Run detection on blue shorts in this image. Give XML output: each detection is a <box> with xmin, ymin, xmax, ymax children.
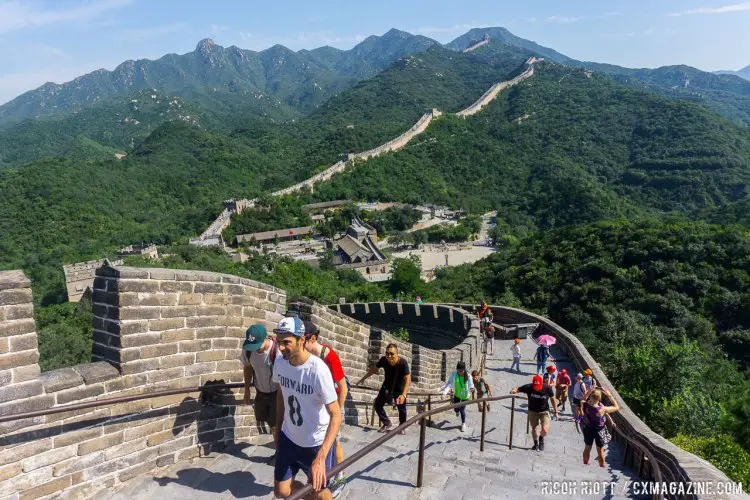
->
<box><xmin>274</xmin><ymin>431</ymin><xmax>337</xmax><ymax>483</ymax></box>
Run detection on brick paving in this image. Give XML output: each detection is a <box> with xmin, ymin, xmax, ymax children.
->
<box><xmin>106</xmin><ymin>339</ymin><xmax>644</xmax><ymax>499</ymax></box>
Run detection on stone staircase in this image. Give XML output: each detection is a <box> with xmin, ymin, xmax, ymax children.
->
<box><xmin>102</xmin><ymin>340</ymin><xmax>646</xmax><ymax>499</ymax></box>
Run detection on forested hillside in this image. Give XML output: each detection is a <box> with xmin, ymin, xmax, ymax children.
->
<box><xmin>311</xmin><ymin>63</ymin><xmax>750</xmax><ymax>229</ymax></box>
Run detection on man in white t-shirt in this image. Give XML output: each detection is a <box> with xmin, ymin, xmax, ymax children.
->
<box><xmin>272</xmin><ymin>316</ymin><xmax>341</xmax><ymax>499</ymax></box>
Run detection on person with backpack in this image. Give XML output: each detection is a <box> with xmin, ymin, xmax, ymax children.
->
<box><xmin>572</xmin><ymin>372</ymin><xmax>586</xmax><ymax>423</ymax></box>
<box><xmin>580</xmin><ymin>387</ymin><xmax>620</xmax><ymax>467</ymax></box>
<box><xmin>441</xmin><ymin>361</ymin><xmax>475</xmax><ymax>432</ymax></box>
<box><xmin>303</xmin><ymin>320</ymin><xmax>348</xmax><ymax>496</ymax></box>
<box><xmin>241</xmin><ymin>323</ymin><xmax>280</xmax><ymax>455</ymax></box>
<box><xmin>472</xmin><ymin>369</ymin><xmax>492</xmax><ymax>412</ymax></box>
<box><xmin>534</xmin><ymin>343</ymin><xmax>550</xmax><ymax>375</ymax></box>
<box><xmin>483</xmin><ymin>324</ymin><xmax>496</xmax><ymax>357</ymax></box>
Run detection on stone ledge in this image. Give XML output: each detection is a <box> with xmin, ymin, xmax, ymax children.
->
<box><xmin>72</xmin><ymin>362</ymin><xmax>120</xmax><ymax>385</ymax></box>
<box><xmin>41</xmin><ymin>368</ymin><xmax>83</xmax><ymax>393</ymax></box>
<box><xmin>0</xmin><ymin>270</ymin><xmax>30</xmax><ymax>291</ymax></box>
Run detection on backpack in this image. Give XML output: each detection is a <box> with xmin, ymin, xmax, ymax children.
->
<box><xmin>320</xmin><ymin>345</ymin><xmax>352</xmax><ymax>394</ymax></box>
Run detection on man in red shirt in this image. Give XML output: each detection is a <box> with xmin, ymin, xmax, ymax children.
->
<box><xmin>304</xmin><ymin>320</ymin><xmax>348</xmax><ymax>496</ymax></box>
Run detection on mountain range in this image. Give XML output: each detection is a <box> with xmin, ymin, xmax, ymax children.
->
<box><xmin>2</xmin><ymin>26</ymin><xmax>750</xmax><ymax>168</ymax></box>
<box><xmin>715</xmin><ymin>65</ymin><xmax>750</xmax><ymax>81</ymax></box>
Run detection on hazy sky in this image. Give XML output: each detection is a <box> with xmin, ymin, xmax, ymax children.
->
<box><xmin>1</xmin><ymin>0</ymin><xmax>750</xmax><ymax>105</ymax></box>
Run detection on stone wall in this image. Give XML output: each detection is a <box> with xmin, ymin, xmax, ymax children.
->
<box><xmin>474</xmin><ymin>304</ymin><xmax>738</xmax><ymax>491</ymax></box>
<box><xmin>0</xmin><ymin>265</ymin><xmax>287</xmax><ymax>500</ymax></box>
<box><xmin>456</xmin><ymin>64</ymin><xmax>534</xmax><ymax>117</ymax></box>
<box><xmin>332</xmin><ymin>302</ymin><xmax>481</xmax><ymax>388</ymax></box>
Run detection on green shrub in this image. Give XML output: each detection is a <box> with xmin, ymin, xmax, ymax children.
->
<box><xmin>670</xmin><ymin>434</ymin><xmax>750</xmax><ymax>485</ymax></box>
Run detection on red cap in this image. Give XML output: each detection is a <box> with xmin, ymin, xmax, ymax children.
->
<box><xmin>546</xmin><ymin>366</ymin><xmax>556</xmax><ymax>372</ymax></box>
<box><xmin>532</xmin><ymin>375</ymin><xmax>543</xmax><ymax>390</ymax></box>
<box><xmin>560</xmin><ymin>368</ymin><xmax>568</xmax><ymax>375</ymax></box>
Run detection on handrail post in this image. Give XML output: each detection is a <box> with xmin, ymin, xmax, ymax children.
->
<box><xmin>526</xmin><ymin>411</ymin><xmax>530</xmax><ymax>435</ymax></box>
<box><xmin>417</xmin><ymin>416</ymin><xmax>426</xmax><ymax>488</ymax></box>
<box><xmin>427</xmin><ymin>395</ymin><xmax>432</xmax><ymax>427</ymax></box>
<box><xmin>509</xmin><ymin>396</ymin><xmax>515</xmax><ymax>450</ymax></box>
<box><xmin>371</xmin><ymin>400</ymin><xmax>376</xmax><ymax>428</ymax></box>
<box><xmin>480</xmin><ymin>401</ymin><xmax>487</xmax><ymax>452</ymax></box>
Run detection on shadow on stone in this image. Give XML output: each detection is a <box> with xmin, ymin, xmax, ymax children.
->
<box><xmin>154</xmin><ymin>468</ymin><xmax>273</xmax><ymax>497</ymax></box>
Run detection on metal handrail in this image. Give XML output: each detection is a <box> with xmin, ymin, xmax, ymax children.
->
<box><xmin>289</xmin><ymin>394</ymin><xmax>523</xmax><ymax>500</ymax></box>
<box><xmin>0</xmin><ymin>382</ymin><xmax>244</xmax><ymax>424</ymax></box>
<box><xmin>290</xmin><ymin>392</ymin><xmax>664</xmax><ymax>500</ymax></box>
<box><xmin>349</xmin><ymin>384</ymin><xmax>442</xmax><ymax>398</ymax></box>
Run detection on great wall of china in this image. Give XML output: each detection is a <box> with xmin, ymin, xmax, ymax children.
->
<box><xmin>190</xmin><ymin>57</ymin><xmax>540</xmax><ymax>246</ymax></box>
<box><xmin>0</xmin><ymin>266</ymin><xmax>740</xmax><ymax>499</ymax></box>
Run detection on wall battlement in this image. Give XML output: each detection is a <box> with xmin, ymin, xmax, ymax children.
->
<box><xmin>0</xmin><ymin>267</ymin><xmax>475</xmax><ymax>499</ymax></box>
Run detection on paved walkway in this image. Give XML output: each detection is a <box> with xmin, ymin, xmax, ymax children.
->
<box><xmin>106</xmin><ymin>339</ymin><xmax>643</xmax><ymax>499</ymax></box>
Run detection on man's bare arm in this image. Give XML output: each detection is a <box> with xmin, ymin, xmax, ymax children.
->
<box><xmin>310</xmin><ymin>400</ymin><xmax>341</xmax><ymax>491</ymax></box>
<box><xmin>243</xmin><ymin>365</ymin><xmax>254</xmax><ymax>405</ymax></box>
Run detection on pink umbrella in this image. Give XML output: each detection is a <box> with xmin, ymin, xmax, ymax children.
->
<box><xmin>537</xmin><ymin>335</ymin><xmax>557</xmax><ymax>346</ymax></box>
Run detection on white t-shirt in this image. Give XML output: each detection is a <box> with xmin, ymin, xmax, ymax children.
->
<box><xmin>272</xmin><ymin>354</ymin><xmax>338</xmax><ymax>448</ymax></box>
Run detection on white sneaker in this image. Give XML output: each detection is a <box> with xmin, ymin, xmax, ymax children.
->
<box><xmin>460</xmin><ymin>423</ymin><xmax>466</xmax><ymax>432</ymax></box>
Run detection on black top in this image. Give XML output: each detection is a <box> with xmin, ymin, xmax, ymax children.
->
<box><xmin>517</xmin><ymin>383</ymin><xmax>555</xmax><ymax>413</ymax></box>
<box><xmin>376</xmin><ymin>356</ymin><xmax>410</xmax><ymax>396</ymax></box>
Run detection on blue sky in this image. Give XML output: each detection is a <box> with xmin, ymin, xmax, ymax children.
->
<box><xmin>1</xmin><ymin>0</ymin><xmax>750</xmax><ymax>105</ymax></box>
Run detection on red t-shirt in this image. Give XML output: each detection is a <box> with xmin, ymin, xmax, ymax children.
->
<box><xmin>556</xmin><ymin>374</ymin><xmax>572</xmax><ymax>386</ymax></box>
<box><xmin>321</xmin><ymin>344</ymin><xmax>345</xmax><ymax>394</ymax></box>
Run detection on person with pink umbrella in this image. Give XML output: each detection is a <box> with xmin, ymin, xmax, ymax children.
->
<box><xmin>534</xmin><ymin>335</ymin><xmax>556</xmax><ymax>375</ymax></box>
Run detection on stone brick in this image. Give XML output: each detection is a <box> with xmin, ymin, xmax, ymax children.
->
<box><xmin>186</xmin><ymin>317</ymin><xmax>218</xmax><ymax>328</ymax></box>
<box><xmin>194</xmin><ymin>283</ymin><xmax>223</xmax><ymax>294</ymax></box>
<box><xmin>202</xmin><ymin>294</ymin><xmax>231</xmax><ymax>305</ymax></box>
<box><xmin>55</xmin><ymin>384</ymin><xmax>104</xmax><ymax>405</ymax></box>
<box><xmin>149</xmin><ymin>393</ymin><xmax>190</xmax><ymax>409</ymax></box>
<box><xmin>109</xmin><ymin>280</ymin><xmax>159</xmax><ymax>293</ymax></box>
<box><xmin>185</xmin><ymin>362</ymin><xmax>216</xmax><ymax>377</ymax></box>
<box><xmin>147</xmin><ymin>367</ymin><xmax>185</xmax><ymax>384</ymax></box>
<box><xmin>216</xmin><ymin>360</ymin><xmax>240</xmax><ymax>372</ymax></box>
<box><xmin>22</xmin><ymin>445</ymin><xmax>76</xmax><ymax>472</ymax></box>
<box><xmin>118</xmin><ymin>347</ymin><xmax>140</xmax><ymax>363</ymax></box>
<box><xmin>146</xmin><ymin>429</ymin><xmax>177</xmax><ymax>447</ymax></box>
<box><xmin>0</xmin><ymin>304</ymin><xmax>34</xmax><ymax>321</ymax></box>
<box><xmin>121</xmin><ymin>358</ymin><xmax>160</xmax><ymax>375</ymax></box>
<box><xmin>177</xmin><ymin>293</ymin><xmax>202</xmax><ymax>305</ymax></box>
<box><xmin>18</xmin><ymin>475</ymin><xmax>72</xmax><ymax>500</ymax></box>
<box><xmin>123</xmin><ymin>420</ymin><xmax>167</xmax><ymax>442</ymax></box>
<box><xmin>0</xmin><ymin>289</ymin><xmax>32</xmax><ymax>306</ymax></box>
<box><xmin>212</xmin><ymin>338</ymin><xmax>240</xmax><ymax>350</ymax></box>
<box><xmin>177</xmin><ymin>447</ymin><xmax>200</xmax><ymax>461</ymax></box>
<box><xmin>195</xmin><ymin>350</ymin><xmax>225</xmax><ymax>362</ymax></box>
<box><xmin>156</xmin><ymin>454</ymin><xmax>175</xmax><ymax>467</ymax></box>
<box><xmin>8</xmin><ymin>333</ymin><xmax>37</xmax><ymax>352</ymax></box>
<box><xmin>52</xmin><ymin>450</ymin><xmax>104</xmax><ymax>477</ymax></box>
<box><xmin>78</xmin><ymin>431</ymin><xmax>123</xmax><ymax>455</ymax></box>
<box><xmin>140</xmin><ymin>344</ymin><xmax>178</xmax><ymax>359</ymax></box>
<box><xmin>104</xmin><ymin>373</ymin><xmax>147</xmax><ymax>393</ymax></box>
<box><xmin>40</xmin><ymin>368</ymin><xmax>82</xmax><ymax>393</ymax></box>
<box><xmin>0</xmin><ymin>337</ymin><xmax>7</xmax><ymax>355</ymax></box>
<box><xmin>118</xmin><ymin>458</ymin><xmax>157</xmax><ymax>482</ymax></box>
<box><xmin>0</xmin><ymin>349</ymin><xmax>38</xmax><ymax>370</ymax></box>
<box><xmin>195</xmin><ymin>326</ymin><xmax>227</xmax><ymax>339</ymax></box>
<box><xmin>0</xmin><ymin>380</ymin><xmax>43</xmax><ymax>403</ymax></box>
<box><xmin>104</xmin><ymin>437</ymin><xmax>146</xmax><ymax>461</ymax></box>
<box><xmin>11</xmin><ymin>364</ymin><xmax>41</xmax><ymax>384</ymax></box>
<box><xmin>160</xmin><ymin>306</ymin><xmax>196</xmax><ymax>318</ymax></box>
<box><xmin>120</xmin><ymin>332</ymin><xmax>162</xmax><ymax>348</ymax></box>
<box><xmin>110</xmin><ymin>399</ymin><xmax>152</xmax><ymax>417</ymax></box>
<box><xmin>196</xmin><ymin>305</ymin><xmax>227</xmax><ymax>317</ymax></box>
<box><xmin>148</xmin><ymin>318</ymin><xmax>186</xmax><ymax>332</ymax></box>
<box><xmin>0</xmin><ymin>439</ymin><xmax>53</xmax><ymax>467</ymax></box>
<box><xmin>73</xmin><ymin>362</ymin><xmax>119</xmax><ymax>384</ymax></box>
<box><xmin>160</xmin><ymin>281</ymin><xmax>194</xmax><ymax>293</ymax></box>
<box><xmin>178</xmin><ymin>339</ymin><xmax>211</xmax><ymax>353</ymax></box>
<box><xmin>0</xmin><ymin>462</ymin><xmax>21</xmax><ymax>482</ymax></box>
<box><xmin>161</xmin><ymin>329</ymin><xmax>195</xmax><ymax>342</ymax></box>
<box><xmin>53</xmin><ymin>428</ymin><xmax>102</xmax><ymax>448</ymax></box>
<box><xmin>159</xmin><ymin>353</ymin><xmax>195</xmax><ymax>369</ymax></box>
<box><xmin>119</xmin><ymin>307</ymin><xmax>161</xmax><ymax>321</ymax></box>
<box><xmin>0</xmin><ymin>319</ymin><xmax>35</xmax><ymax>340</ymax></box>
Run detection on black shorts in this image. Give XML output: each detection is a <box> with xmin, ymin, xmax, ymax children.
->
<box><xmin>583</xmin><ymin>424</ymin><xmax>605</xmax><ymax>448</ymax></box>
<box><xmin>254</xmin><ymin>390</ymin><xmax>278</xmax><ymax>425</ymax></box>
